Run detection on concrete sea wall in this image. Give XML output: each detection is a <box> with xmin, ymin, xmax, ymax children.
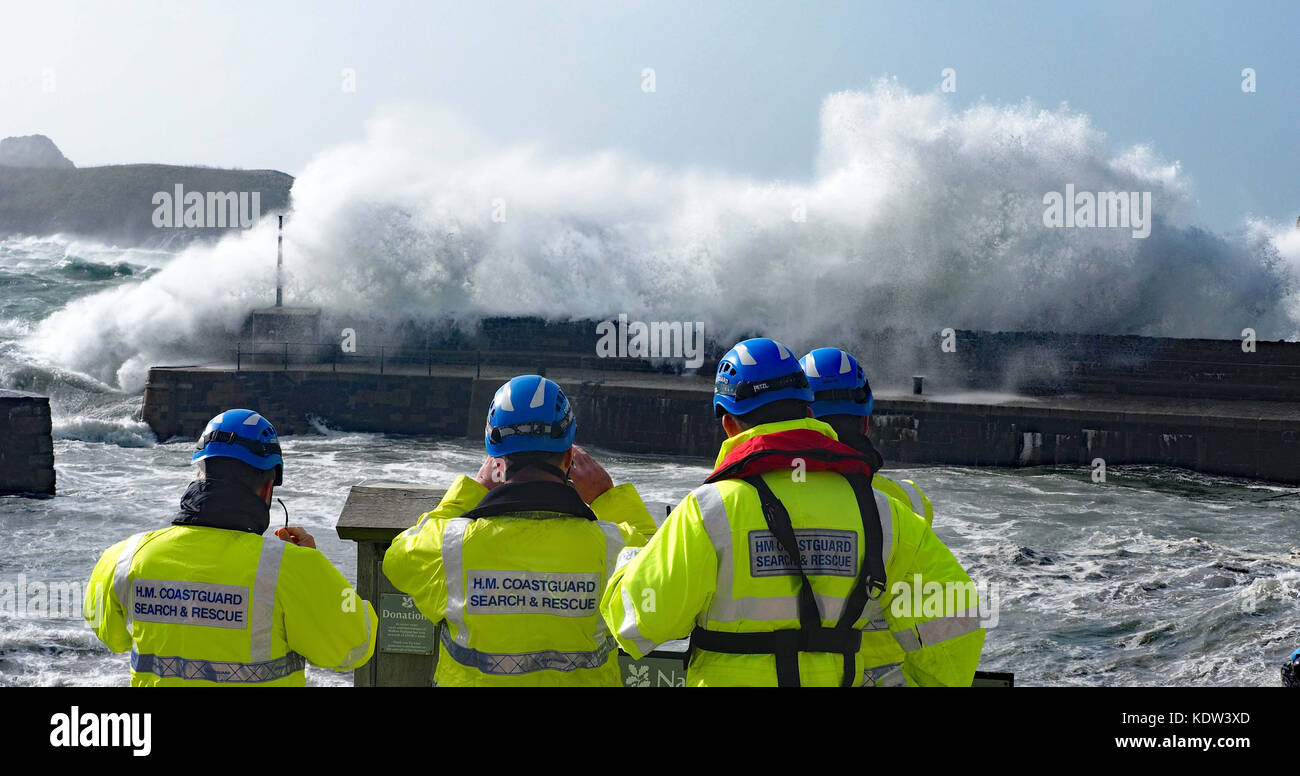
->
<box><xmin>869</xmin><ymin>397</ymin><xmax>1300</xmax><ymax>483</ymax></box>
<box><xmin>142</xmin><ymin>366</ymin><xmax>1300</xmax><ymax>484</ymax></box>
<box><xmin>142</xmin><ymin>367</ymin><xmax>728</xmax><ymax>458</ymax></box>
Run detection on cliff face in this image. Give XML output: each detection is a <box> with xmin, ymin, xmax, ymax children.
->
<box><xmin>0</xmin><ymin>135</ymin><xmax>75</xmax><ymax>169</ymax></box>
<box><xmin>0</xmin><ymin>138</ymin><xmax>293</xmax><ymax>246</ymax></box>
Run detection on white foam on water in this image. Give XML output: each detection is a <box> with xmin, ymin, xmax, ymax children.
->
<box><xmin>52</xmin><ymin>416</ymin><xmax>157</xmax><ymax>447</ymax></box>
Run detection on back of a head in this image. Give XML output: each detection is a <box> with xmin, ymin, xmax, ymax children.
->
<box><xmin>197</xmin><ymin>456</ymin><xmax>276</xmax><ymax>494</ymax></box>
<box><xmin>820</xmin><ymin>413</ymin><xmax>866</xmax><ymax>443</ymax></box>
<box><xmin>500</xmin><ymin>448</ymin><xmax>569</xmax><ymax>473</ymax></box>
<box><xmin>731</xmin><ymin>398</ymin><xmax>812</xmax><ymax>430</ymax></box>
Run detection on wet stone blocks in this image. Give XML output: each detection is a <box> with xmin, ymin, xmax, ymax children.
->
<box><xmin>0</xmin><ymin>390</ymin><xmax>55</xmax><ymax>496</ymax></box>
<box><xmin>143</xmin><ymin>367</ymin><xmax>1300</xmax><ymax>485</ymax></box>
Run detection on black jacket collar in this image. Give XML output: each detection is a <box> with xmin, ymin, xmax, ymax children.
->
<box><xmin>460</xmin><ymin>480</ymin><xmax>597</xmax><ymax>521</ymax></box>
<box><xmin>172</xmin><ymin>479</ymin><xmax>271</xmax><ymax>535</ymax></box>
<box><xmin>840</xmin><ymin>430</ymin><xmax>886</xmax><ymax>473</ymax></box>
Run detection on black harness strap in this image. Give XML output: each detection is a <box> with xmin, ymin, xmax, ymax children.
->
<box><xmin>690</xmin><ymin>473</ymin><xmax>886</xmax><ymax>687</ymax></box>
<box><xmin>840</xmin><ymin>473</ymin><xmax>887</xmax><ymax>623</ymax></box>
<box><xmin>747</xmin><ymin>474</ymin><xmax>819</xmax><ymax>686</ymax></box>
<box><xmin>747</xmin><ymin>476</ymin><xmax>822</xmax><ymax>629</ymax></box>
<box><xmin>196</xmin><ymin>429</ymin><xmax>281</xmax><ymax>457</ymax></box>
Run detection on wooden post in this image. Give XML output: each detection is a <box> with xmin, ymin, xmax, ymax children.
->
<box><xmin>335</xmin><ymin>483</ymin><xmax>446</xmax><ymax>686</ymax></box>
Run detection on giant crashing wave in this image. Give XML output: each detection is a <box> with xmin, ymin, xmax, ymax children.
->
<box><xmin>22</xmin><ymin>79</ymin><xmax>1300</xmax><ymax>393</ymax></box>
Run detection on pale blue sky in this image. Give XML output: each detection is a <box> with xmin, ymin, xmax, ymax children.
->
<box><xmin>2</xmin><ymin>0</ymin><xmax>1296</xmax><ymax>232</ymax></box>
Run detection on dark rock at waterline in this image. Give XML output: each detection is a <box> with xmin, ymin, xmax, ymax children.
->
<box><xmin>1011</xmin><ymin>546</ymin><xmax>1055</xmax><ymax>565</ymax></box>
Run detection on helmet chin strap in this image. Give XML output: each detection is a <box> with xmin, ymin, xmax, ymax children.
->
<box><xmin>504</xmin><ymin>459</ymin><xmax>572</xmax><ymax>483</ymax></box>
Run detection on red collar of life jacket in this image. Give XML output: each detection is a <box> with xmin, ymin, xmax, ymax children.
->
<box><xmin>704</xmin><ymin>427</ymin><xmax>876</xmax><ymax>483</ymax></box>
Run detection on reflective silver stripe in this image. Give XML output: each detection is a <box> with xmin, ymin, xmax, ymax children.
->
<box><xmin>898</xmin><ymin>479</ymin><xmax>927</xmax><ymax>519</ymax></box>
<box><xmin>113</xmin><ymin>532</ymin><xmax>146</xmax><ymax>630</ymax></box>
<box><xmin>693</xmin><ymin>483</ymin><xmax>733</xmax><ymax>626</ymax></box>
<box><xmin>594</xmin><ymin>520</ymin><xmax>626</xmax><ymax>645</ymax></box>
<box><xmin>862</xmin><ymin>661</ymin><xmax>906</xmax><ymax>687</ymax></box>
<box><xmin>399</xmin><ymin>514</ymin><xmax>429</xmax><ymax>539</ymax></box>
<box><xmin>874</xmin><ymin>490</ymin><xmax>894</xmax><ymax>571</ymax></box>
<box><xmin>709</xmin><ymin>591</ymin><xmax>889</xmax><ymax>629</ymax></box>
<box><xmin>893</xmin><ymin>628</ymin><xmax>922</xmax><ymax>651</ymax></box>
<box><xmin>893</xmin><ymin>611</ymin><xmax>982</xmax><ymax>652</ymax></box>
<box><xmin>337</xmin><ymin>603</ymin><xmax>375</xmax><ymax>670</ymax></box>
<box><xmin>596</xmin><ymin>520</ymin><xmax>624</xmax><ymax>580</ymax></box>
<box><xmin>250</xmin><ymin>537</ymin><xmax>287</xmax><ymax>662</ymax></box>
<box><xmin>614</xmin><ymin>545</ymin><xmax>640</xmax><ymax>571</ymax></box>
<box><xmin>859</xmin><ymin>597</ymin><xmax>890</xmax><ymax>631</ymax></box>
<box><xmin>132</xmin><ymin>648</ymin><xmax>305</xmax><ymax>683</ymax></box>
<box><xmin>918</xmin><ymin>610</ymin><xmax>983</xmax><ymax>644</ymax></box>
<box><xmin>618</xmin><ymin>587</ymin><xmax>657</xmax><ymax>655</ymax></box>
<box><xmin>439</xmin><ymin>626</ymin><xmax>613</xmax><ymax>675</ymax></box>
<box><xmin>442</xmin><ymin>519</ymin><xmax>471</xmax><ymax>646</ymax></box>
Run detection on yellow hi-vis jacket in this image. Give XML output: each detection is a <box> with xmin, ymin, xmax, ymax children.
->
<box><xmin>383</xmin><ymin>476</ymin><xmax>657</xmax><ymax>686</ymax></box>
<box><xmin>874</xmin><ymin>474</ymin><xmax>934</xmax><ymax>527</ymax></box>
<box><xmin>600</xmin><ymin>418</ymin><xmax>984</xmax><ymax>687</ymax></box>
<box><xmin>84</xmin><ymin>526</ymin><xmax>377</xmax><ymax>686</ymax></box>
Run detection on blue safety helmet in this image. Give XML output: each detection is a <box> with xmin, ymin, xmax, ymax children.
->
<box><xmin>192</xmin><ymin>409</ymin><xmax>284</xmax><ymax>485</ymax></box>
<box><xmin>712</xmin><ymin>337</ymin><xmax>814</xmax><ymax>418</ymax></box>
<box><xmin>801</xmin><ymin>347</ymin><xmax>874</xmax><ymax>418</ymax></box>
<box><xmin>484</xmin><ymin>375</ymin><xmax>577</xmax><ymax>457</ymax></box>
<box><xmin>1286</xmin><ymin>646</ymin><xmax>1300</xmax><ymax>687</ymax></box>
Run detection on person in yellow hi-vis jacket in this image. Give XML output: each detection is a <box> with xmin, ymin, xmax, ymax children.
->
<box><xmin>384</xmin><ymin>375</ymin><xmax>657</xmax><ymax>686</ymax></box>
<box><xmin>601</xmin><ymin>338</ymin><xmax>984</xmax><ymax>687</ymax></box>
<box><xmin>800</xmin><ymin>347</ymin><xmax>934</xmax><ymax>526</ymax></box>
<box><xmin>84</xmin><ymin>409</ymin><xmax>377</xmax><ymax>686</ymax></box>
